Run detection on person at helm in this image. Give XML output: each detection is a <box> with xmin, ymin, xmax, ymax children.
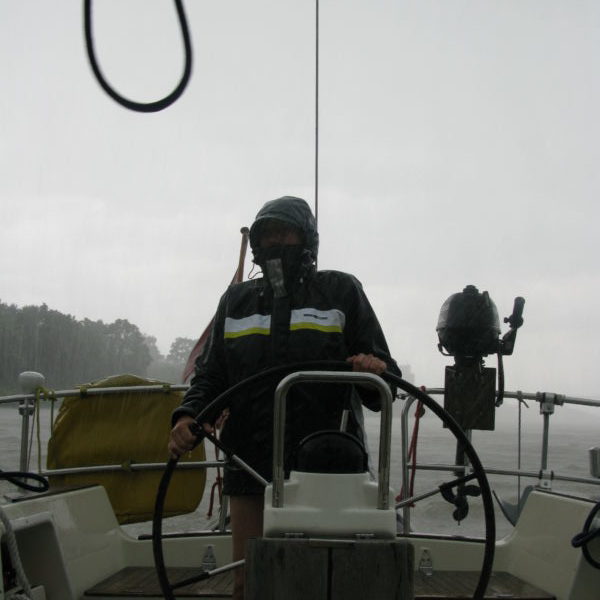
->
<box><xmin>168</xmin><ymin>195</ymin><xmax>400</xmax><ymax>600</ymax></box>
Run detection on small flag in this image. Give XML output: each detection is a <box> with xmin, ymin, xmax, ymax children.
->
<box><xmin>182</xmin><ymin>227</ymin><xmax>250</xmax><ymax>382</ymax></box>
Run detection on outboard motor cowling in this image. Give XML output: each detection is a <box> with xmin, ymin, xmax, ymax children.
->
<box><xmin>435</xmin><ymin>284</ymin><xmax>525</xmax><ymax>524</ymax></box>
<box><xmin>437</xmin><ymin>285</ymin><xmax>500</xmax><ymax>358</ymax></box>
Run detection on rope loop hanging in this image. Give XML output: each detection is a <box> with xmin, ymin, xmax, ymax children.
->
<box><xmin>83</xmin><ymin>0</ymin><xmax>193</xmax><ymax>112</ymax></box>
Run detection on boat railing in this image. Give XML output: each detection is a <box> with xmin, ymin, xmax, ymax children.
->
<box><xmin>3</xmin><ymin>382</ymin><xmax>599</xmax><ymax>484</ymax></box>
<box><xmin>271</xmin><ymin>370</ymin><xmax>394</xmax><ymax>510</ymax></box>
<box><xmin>0</xmin><ymin>381</ymin><xmax>227</xmax><ymax>479</ymax></box>
<box><xmin>398</xmin><ymin>388</ymin><xmax>600</xmax><ymax>531</ymax></box>
<box><xmin>2</xmin><ymin>374</ymin><xmax>600</xmax><ymax>533</ymax></box>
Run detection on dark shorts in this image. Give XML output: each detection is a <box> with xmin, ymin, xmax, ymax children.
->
<box><xmin>222</xmin><ymin>450</ymin><xmax>273</xmax><ymax>496</ymax></box>
<box><xmin>220</xmin><ymin>436</ymin><xmax>301</xmax><ymax>496</ymax></box>
<box><xmin>222</xmin><ymin>463</ymin><xmax>268</xmax><ymax>496</ymax></box>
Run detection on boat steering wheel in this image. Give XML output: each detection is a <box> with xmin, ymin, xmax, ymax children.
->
<box><xmin>152</xmin><ymin>361</ymin><xmax>495</xmax><ymax>600</ymax></box>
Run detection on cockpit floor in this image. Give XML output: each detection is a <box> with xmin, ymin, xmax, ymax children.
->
<box><xmin>85</xmin><ymin>567</ymin><xmax>554</xmax><ymax>598</ymax></box>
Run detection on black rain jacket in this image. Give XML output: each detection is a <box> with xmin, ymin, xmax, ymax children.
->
<box><xmin>173</xmin><ymin>197</ymin><xmax>400</xmax><ymax>492</ymax></box>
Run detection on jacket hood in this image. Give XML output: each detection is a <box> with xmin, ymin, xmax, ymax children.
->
<box><xmin>249</xmin><ymin>196</ymin><xmax>319</xmax><ymax>263</ymax></box>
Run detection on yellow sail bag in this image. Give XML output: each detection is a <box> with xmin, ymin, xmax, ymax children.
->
<box><xmin>47</xmin><ymin>374</ymin><xmax>206</xmax><ymax>524</ymax></box>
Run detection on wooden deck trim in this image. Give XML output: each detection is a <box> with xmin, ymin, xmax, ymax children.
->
<box><xmin>85</xmin><ymin>567</ymin><xmax>554</xmax><ymax>599</ymax></box>
<box><xmin>414</xmin><ymin>570</ymin><xmax>555</xmax><ymax>599</ymax></box>
<box><xmin>84</xmin><ymin>566</ymin><xmax>233</xmax><ymax>597</ymax></box>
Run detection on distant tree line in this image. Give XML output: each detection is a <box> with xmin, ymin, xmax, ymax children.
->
<box><xmin>144</xmin><ymin>335</ymin><xmax>196</xmax><ymax>385</ymax></box>
<box><xmin>0</xmin><ymin>300</ymin><xmax>196</xmax><ymax>394</ymax></box>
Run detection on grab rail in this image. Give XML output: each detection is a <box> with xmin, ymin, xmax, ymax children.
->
<box><xmin>271</xmin><ymin>371</ymin><xmax>393</xmax><ymax>510</ymax></box>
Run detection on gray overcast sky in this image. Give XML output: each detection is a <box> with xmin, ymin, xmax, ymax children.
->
<box><xmin>2</xmin><ymin>1</ymin><xmax>600</xmax><ymax>399</ymax></box>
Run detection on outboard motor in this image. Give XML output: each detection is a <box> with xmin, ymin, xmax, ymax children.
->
<box><xmin>437</xmin><ymin>285</ymin><xmax>524</xmax><ymax>431</ymax></box>
<box><xmin>437</xmin><ymin>285</ymin><xmax>501</xmax><ymax>360</ymax></box>
<box><xmin>436</xmin><ymin>285</ymin><xmax>524</xmax><ymax>521</ymax></box>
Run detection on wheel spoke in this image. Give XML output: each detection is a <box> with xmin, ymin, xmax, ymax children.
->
<box><xmin>396</xmin><ymin>472</ymin><xmax>478</xmax><ymax>509</ymax></box>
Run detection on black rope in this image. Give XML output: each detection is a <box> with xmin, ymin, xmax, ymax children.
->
<box><xmin>0</xmin><ymin>469</ymin><xmax>49</xmax><ymax>493</ymax></box>
<box><xmin>83</xmin><ymin>0</ymin><xmax>193</xmax><ymax>112</ymax></box>
<box><xmin>572</xmin><ymin>501</ymin><xmax>600</xmax><ymax>569</ymax></box>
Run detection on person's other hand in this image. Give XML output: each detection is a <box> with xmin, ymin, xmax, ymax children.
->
<box><xmin>346</xmin><ymin>353</ymin><xmax>387</xmax><ymax>375</ymax></box>
<box><xmin>168</xmin><ymin>415</ymin><xmax>214</xmax><ymax>458</ymax></box>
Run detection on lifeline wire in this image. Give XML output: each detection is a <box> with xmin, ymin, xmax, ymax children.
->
<box><xmin>35</xmin><ymin>395</ymin><xmax>42</xmax><ymax>473</ymax></box>
<box><xmin>25</xmin><ymin>401</ymin><xmax>36</xmax><ymax>473</ymax></box>
<box><xmin>517</xmin><ymin>394</ymin><xmax>522</xmax><ymax>504</ymax></box>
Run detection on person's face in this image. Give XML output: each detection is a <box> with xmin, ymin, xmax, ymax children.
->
<box><xmin>258</xmin><ymin>221</ymin><xmax>302</xmax><ymax>248</ymax></box>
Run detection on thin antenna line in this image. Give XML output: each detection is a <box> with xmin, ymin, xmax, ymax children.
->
<box><xmin>315</xmin><ymin>0</ymin><xmax>319</xmax><ymax>232</ymax></box>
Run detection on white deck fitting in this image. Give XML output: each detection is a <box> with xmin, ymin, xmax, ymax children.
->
<box><xmin>263</xmin><ymin>471</ymin><xmax>397</xmax><ymax>539</ymax></box>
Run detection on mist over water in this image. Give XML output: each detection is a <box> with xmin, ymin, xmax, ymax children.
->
<box><xmin>366</xmin><ymin>402</ymin><xmax>600</xmax><ymax>538</ymax></box>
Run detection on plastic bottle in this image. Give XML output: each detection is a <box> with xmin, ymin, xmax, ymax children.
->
<box><xmin>201</xmin><ymin>544</ymin><xmax>217</xmax><ymax>572</ymax></box>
